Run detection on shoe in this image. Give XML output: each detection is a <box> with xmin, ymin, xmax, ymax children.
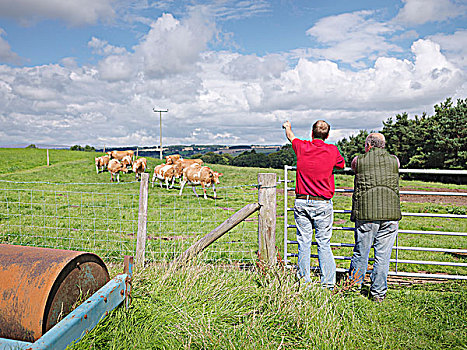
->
<box><xmin>372</xmin><ymin>295</ymin><xmax>385</xmax><ymax>303</ymax></box>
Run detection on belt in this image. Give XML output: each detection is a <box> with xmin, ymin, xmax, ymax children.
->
<box><xmin>296</xmin><ymin>194</ymin><xmax>330</xmax><ymax>201</ymax></box>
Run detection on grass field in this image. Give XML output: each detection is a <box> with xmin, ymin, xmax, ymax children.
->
<box><xmin>0</xmin><ymin>148</ymin><xmax>264</xmax><ymax>262</ymax></box>
<box><xmin>1</xmin><ymin>148</ymin><xmax>466</xmax><ymax>272</ymax></box>
<box><xmin>71</xmin><ymin>262</ymin><xmax>467</xmax><ymax>350</ymax></box>
<box><xmin>1</xmin><ymin>148</ymin><xmax>467</xmax><ymax>349</ymax></box>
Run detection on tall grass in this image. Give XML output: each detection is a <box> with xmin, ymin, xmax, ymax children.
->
<box><xmin>72</xmin><ymin>262</ymin><xmax>467</xmax><ymax>350</ymax></box>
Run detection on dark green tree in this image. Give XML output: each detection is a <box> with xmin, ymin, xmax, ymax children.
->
<box><xmin>200</xmin><ymin>152</ymin><xmax>232</xmax><ymax>165</ymax></box>
<box><xmin>419</xmin><ymin>98</ymin><xmax>467</xmax><ymax>169</ymax></box>
<box><xmin>231</xmin><ymin>150</ymin><xmax>270</xmax><ymax>168</ymax></box>
<box><xmin>267</xmin><ymin>144</ymin><xmax>296</xmax><ymax>169</ymax></box>
<box><xmin>84</xmin><ymin>145</ymin><xmax>96</xmax><ymax>152</ymax></box>
<box><xmin>381</xmin><ymin>112</ymin><xmax>420</xmax><ymax>167</ymax></box>
<box><xmin>190</xmin><ymin>153</ymin><xmax>203</xmax><ymax>159</ymax></box>
<box><xmin>336</xmin><ymin>130</ymin><xmax>369</xmax><ymax>165</ymax></box>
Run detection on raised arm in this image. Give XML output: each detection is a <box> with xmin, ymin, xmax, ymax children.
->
<box><xmin>282</xmin><ymin>120</ymin><xmax>296</xmax><ymax>143</ymax></box>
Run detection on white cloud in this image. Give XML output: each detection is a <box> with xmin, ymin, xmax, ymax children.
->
<box><xmin>0</xmin><ymin>0</ymin><xmax>115</xmax><ymax>26</ymax></box>
<box><xmin>305</xmin><ymin>10</ymin><xmax>402</xmax><ymax>67</ymax></box>
<box><xmin>134</xmin><ymin>10</ymin><xmax>216</xmax><ymax>77</ymax></box>
<box><xmin>186</xmin><ymin>1</ymin><xmax>271</xmax><ymax>22</ymax></box>
<box><xmin>88</xmin><ymin>37</ymin><xmax>127</xmax><ymax>56</ymax></box>
<box><xmin>394</xmin><ymin>0</ymin><xmax>466</xmax><ymax>25</ymax></box>
<box><xmin>429</xmin><ymin>30</ymin><xmax>467</xmax><ymax>69</ymax></box>
<box><xmin>97</xmin><ymin>55</ymin><xmax>135</xmax><ymax>81</ymax></box>
<box><xmin>0</xmin><ymin>9</ymin><xmax>465</xmax><ymax>148</ymax></box>
<box><xmin>0</xmin><ymin>28</ymin><xmax>20</xmax><ymax>64</ymax></box>
<box><xmin>222</xmin><ymin>54</ymin><xmax>286</xmax><ymax>80</ymax></box>
<box><xmin>258</xmin><ymin>39</ymin><xmax>462</xmax><ymax>112</ymax></box>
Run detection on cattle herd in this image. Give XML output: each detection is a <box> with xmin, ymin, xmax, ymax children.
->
<box><xmin>94</xmin><ymin>152</ymin><xmax>223</xmax><ymax>199</ymax></box>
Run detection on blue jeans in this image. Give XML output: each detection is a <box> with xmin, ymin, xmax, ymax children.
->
<box><xmin>349</xmin><ymin>220</ymin><xmax>398</xmax><ymax>298</ymax></box>
<box><xmin>294</xmin><ymin>198</ymin><xmax>335</xmax><ymax>289</ymax></box>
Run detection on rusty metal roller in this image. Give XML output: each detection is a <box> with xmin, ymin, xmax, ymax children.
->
<box><xmin>0</xmin><ymin>244</ymin><xmax>110</xmax><ymax>342</ymax></box>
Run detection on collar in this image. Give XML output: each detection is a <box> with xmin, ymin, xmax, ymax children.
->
<box><xmin>312</xmin><ymin>139</ymin><xmax>326</xmax><ymax>145</ymax></box>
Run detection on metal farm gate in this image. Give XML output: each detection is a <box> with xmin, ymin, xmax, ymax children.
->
<box><xmin>283</xmin><ymin>166</ymin><xmax>467</xmax><ymax>280</ymax></box>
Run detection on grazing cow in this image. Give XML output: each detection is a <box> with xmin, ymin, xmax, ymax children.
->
<box><xmin>107</xmin><ymin>150</ymin><xmax>134</xmax><ymax>161</ymax></box>
<box><xmin>179</xmin><ymin>164</ymin><xmax>223</xmax><ymax>199</ymax></box>
<box><xmin>165</xmin><ymin>154</ymin><xmax>181</xmax><ymax>165</ymax></box>
<box><xmin>95</xmin><ymin>155</ymin><xmax>110</xmax><ymax>174</ymax></box>
<box><xmin>132</xmin><ymin>158</ymin><xmax>147</xmax><ymax>180</ymax></box>
<box><xmin>152</xmin><ymin>164</ymin><xmax>177</xmax><ymax>189</ymax></box>
<box><xmin>173</xmin><ymin>159</ymin><xmax>204</xmax><ymax>178</ymax></box>
<box><xmin>121</xmin><ymin>155</ymin><xmax>133</xmax><ymax>170</ymax></box>
<box><xmin>108</xmin><ymin>159</ymin><xmax>128</xmax><ymax>182</ymax></box>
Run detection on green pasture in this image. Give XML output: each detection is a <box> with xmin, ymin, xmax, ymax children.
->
<box><xmin>0</xmin><ymin>148</ymin><xmax>265</xmax><ymax>263</ymax></box>
<box><xmin>1</xmin><ymin>148</ymin><xmax>466</xmax><ymax>276</ymax></box>
<box><xmin>1</xmin><ymin>148</ymin><xmax>467</xmax><ymax>349</ymax></box>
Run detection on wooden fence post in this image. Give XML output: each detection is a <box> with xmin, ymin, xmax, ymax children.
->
<box><xmin>47</xmin><ymin>149</ymin><xmax>49</xmax><ymax>166</ymax></box>
<box><xmin>258</xmin><ymin>173</ymin><xmax>277</xmax><ymax>265</ymax></box>
<box><xmin>136</xmin><ymin>173</ymin><xmax>149</xmax><ymax>267</ymax></box>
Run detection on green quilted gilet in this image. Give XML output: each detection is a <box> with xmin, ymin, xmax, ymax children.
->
<box><xmin>351</xmin><ymin>147</ymin><xmax>401</xmax><ymax>221</ymax></box>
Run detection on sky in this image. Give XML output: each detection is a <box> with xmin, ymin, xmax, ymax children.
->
<box><xmin>0</xmin><ymin>0</ymin><xmax>466</xmax><ymax>148</ymax></box>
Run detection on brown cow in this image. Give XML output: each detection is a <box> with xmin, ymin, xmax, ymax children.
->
<box><xmin>107</xmin><ymin>150</ymin><xmax>134</xmax><ymax>161</ymax></box>
<box><xmin>179</xmin><ymin>164</ymin><xmax>223</xmax><ymax>199</ymax></box>
<box><xmin>108</xmin><ymin>159</ymin><xmax>128</xmax><ymax>182</ymax></box>
<box><xmin>173</xmin><ymin>159</ymin><xmax>204</xmax><ymax>178</ymax></box>
<box><xmin>152</xmin><ymin>164</ymin><xmax>176</xmax><ymax>189</ymax></box>
<box><xmin>132</xmin><ymin>158</ymin><xmax>147</xmax><ymax>180</ymax></box>
<box><xmin>121</xmin><ymin>155</ymin><xmax>133</xmax><ymax>170</ymax></box>
<box><xmin>95</xmin><ymin>155</ymin><xmax>110</xmax><ymax>174</ymax></box>
<box><xmin>165</xmin><ymin>154</ymin><xmax>181</xmax><ymax>165</ymax></box>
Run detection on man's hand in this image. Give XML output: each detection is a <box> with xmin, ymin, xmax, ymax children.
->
<box><xmin>282</xmin><ymin>120</ymin><xmax>296</xmax><ymax>142</ymax></box>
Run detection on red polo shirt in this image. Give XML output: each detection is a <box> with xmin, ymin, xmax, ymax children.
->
<box><xmin>292</xmin><ymin>138</ymin><xmax>345</xmax><ymax>199</ymax></box>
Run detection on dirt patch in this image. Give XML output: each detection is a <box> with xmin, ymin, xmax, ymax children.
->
<box><xmin>399</xmin><ymin>187</ymin><xmax>467</xmax><ymax>206</ymax></box>
<box><xmin>312</xmin><ymin>187</ymin><xmax>467</xmax><ymax>206</ymax></box>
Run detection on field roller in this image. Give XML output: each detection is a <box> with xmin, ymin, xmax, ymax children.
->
<box><xmin>0</xmin><ymin>244</ymin><xmax>110</xmax><ymax>343</ymax></box>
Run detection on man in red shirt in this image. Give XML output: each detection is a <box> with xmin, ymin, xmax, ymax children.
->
<box><xmin>283</xmin><ymin>120</ymin><xmax>345</xmax><ymax>289</ymax></box>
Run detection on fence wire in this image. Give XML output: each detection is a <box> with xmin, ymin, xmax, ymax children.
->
<box><xmin>145</xmin><ymin>185</ymin><xmax>258</xmax><ymax>263</ymax></box>
<box><xmin>0</xmin><ymin>186</ymin><xmax>139</xmax><ymax>260</ymax></box>
<box><xmin>0</xmin><ymin>181</ymin><xmax>259</xmax><ymax>263</ymax></box>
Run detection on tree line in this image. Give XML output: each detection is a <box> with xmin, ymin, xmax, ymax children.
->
<box><xmin>70</xmin><ymin>145</ymin><xmax>96</xmax><ymax>152</ymax></box>
<box><xmin>337</xmin><ymin>98</ymin><xmax>466</xmax><ymax>170</ymax></box>
<box><xmin>192</xmin><ymin>144</ymin><xmax>296</xmax><ymax>169</ymax></box>
<box><xmin>195</xmin><ymin>98</ymin><xmax>465</xmax><ymax>173</ymax></box>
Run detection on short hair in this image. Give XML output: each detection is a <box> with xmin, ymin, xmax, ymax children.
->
<box><xmin>312</xmin><ymin>120</ymin><xmax>330</xmax><ymax>140</ymax></box>
<box><xmin>365</xmin><ymin>133</ymin><xmax>386</xmax><ymax>149</ymax></box>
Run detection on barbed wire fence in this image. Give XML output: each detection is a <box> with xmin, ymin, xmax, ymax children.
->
<box><xmin>0</xmin><ymin>175</ymin><xmax>262</xmax><ymax>264</ymax></box>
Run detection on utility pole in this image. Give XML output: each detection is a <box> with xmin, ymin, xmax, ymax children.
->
<box><xmin>152</xmin><ymin>108</ymin><xmax>168</xmax><ymax>160</ymax></box>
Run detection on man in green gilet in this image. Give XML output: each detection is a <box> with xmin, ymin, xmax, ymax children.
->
<box><xmin>349</xmin><ymin>133</ymin><xmax>401</xmax><ymax>302</ymax></box>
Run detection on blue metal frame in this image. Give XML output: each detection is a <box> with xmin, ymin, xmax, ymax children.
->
<box><xmin>0</xmin><ymin>256</ymin><xmax>133</xmax><ymax>350</ymax></box>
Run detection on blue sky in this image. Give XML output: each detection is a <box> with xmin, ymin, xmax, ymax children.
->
<box><xmin>0</xmin><ymin>0</ymin><xmax>466</xmax><ymax>147</ymax></box>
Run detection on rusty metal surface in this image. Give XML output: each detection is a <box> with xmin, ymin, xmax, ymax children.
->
<box><xmin>0</xmin><ymin>244</ymin><xmax>109</xmax><ymax>342</ymax></box>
